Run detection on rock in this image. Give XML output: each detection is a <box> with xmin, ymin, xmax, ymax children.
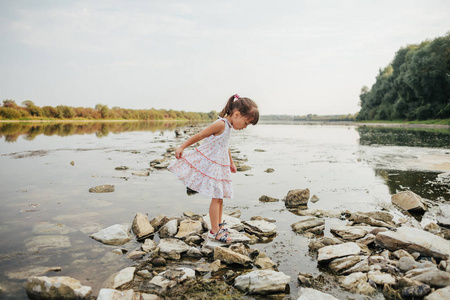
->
<box><xmin>243</xmin><ymin>220</ymin><xmax>277</xmax><ymax>237</ymax></box>
<box><xmin>132</xmin><ymin>213</ymin><xmax>154</xmax><ymax>240</ymax></box>
<box><xmin>26</xmin><ymin>276</ymin><xmax>92</xmax><ymax>299</ymax></box>
<box><xmin>330</xmin><ymin>226</ymin><xmax>368</xmax><ymax>240</ymax></box>
<box><xmin>259</xmin><ymin>195</ymin><xmax>279</xmax><ymax>202</ymax></box>
<box><xmin>151</xmin><ymin>257</ymin><xmax>166</xmax><ymax>267</ymax></box>
<box><xmin>159</xmin><ymin>219</ymin><xmax>178</xmax><ymax>238</ymax></box>
<box><xmin>409</xmin><ymin>269</ymin><xmax>450</xmax><ymax>287</ymax></box>
<box><xmin>214</xmin><ymin>246</ymin><xmax>252</xmax><ymax>267</ymax></box>
<box><xmin>137</xmin><ymin>270</ymin><xmax>151</xmax><ymax>279</ymax></box>
<box><xmin>375</xmin><ymin>226</ymin><xmax>450</xmax><ymax>260</ymax></box>
<box><xmin>228</xmin><ymin>229</ymin><xmax>252</xmax><ymax>243</ymax></box>
<box><xmin>127</xmin><ymin>250</ymin><xmax>146</xmax><ymax>260</ymax></box>
<box><xmin>264</xmin><ymin>168</ymin><xmax>274</xmax><ymax>173</ymax></box>
<box><xmin>291</xmin><ymin>217</ymin><xmax>325</xmax><ymax>234</ymax></box>
<box><xmin>195</xmin><ymin>266</ymin><xmax>209</xmax><ymax>276</ymax></box>
<box><xmin>97</xmin><ymin>289</ymin><xmax>135</xmax><ymax>300</ymax></box>
<box><xmin>255</xmin><ymin>256</ymin><xmax>276</xmax><ymax>269</ymax></box>
<box><xmin>391</xmin><ymin>191</ymin><xmax>427</xmax><ymax>212</ymax></box>
<box><xmin>298</xmin><ymin>288</ymin><xmax>339</xmax><ymax>300</ymax></box>
<box><xmin>237</xmin><ymin>165</ymin><xmax>251</xmax><ymax>172</ymax></box>
<box><xmin>309</xmin><ymin>237</ymin><xmax>343</xmax><ymax>252</ymax></box>
<box><xmin>367</xmin><ymin>271</ymin><xmax>396</xmax><ymax>285</ymax></box>
<box><xmin>255</xmin><ymin>149</ymin><xmax>266</xmax><ymax>152</ymax></box>
<box><xmin>356</xmin><ymin>233</ymin><xmax>376</xmax><ymax>245</ymax></box>
<box><xmin>402</xmin><ymin>285</ymin><xmax>432</xmax><ymax>298</ymax></box>
<box><xmin>383</xmin><ymin>284</ymin><xmax>402</xmax><ymax>300</ymax></box>
<box><xmin>25</xmin><ymin>235</ymin><xmax>71</xmax><ymax>252</ymax></box>
<box><xmin>204</xmin><ymin>214</ymin><xmax>244</xmax><ymax>231</ymax></box>
<box><xmin>437</xmin><ymin>204</ymin><xmax>450</xmax><ymax>227</ymax></box>
<box><xmin>158</xmin><ymin>238</ymin><xmax>190</xmax><ymax>260</ymax></box>
<box><xmin>339</xmin><ymin>272</ymin><xmax>376</xmax><ymax>295</ymax></box>
<box><xmin>115</xmin><ymin>166</ymin><xmax>129</xmax><ymax>170</ymax></box>
<box><xmin>285</xmin><ymin>188</ymin><xmax>310</xmax><ymax>207</ymax></box>
<box><xmin>175</xmin><ymin>220</ymin><xmax>202</xmax><ymax>239</ymax></box>
<box><xmin>310</xmin><ymin>195</ymin><xmax>319</xmax><ymax>203</ymax></box>
<box><xmin>348</xmin><ymin>212</ymin><xmax>393</xmax><ymax>227</ymax></box>
<box><xmin>88</xmin><ymin>185</ymin><xmax>115</xmax><ymax>193</ymax></box>
<box><xmin>393</xmin><ymin>249</ymin><xmax>414</xmax><ymax>260</ymax></box>
<box><xmin>112</xmin><ymin>267</ymin><xmax>135</xmax><ymax>289</ymax></box>
<box><xmin>234</xmin><ymin>270</ymin><xmax>290</xmax><ymax>295</ymax></box>
<box><xmin>149</xmin><ymin>268</ymin><xmax>195</xmax><ymax>292</ymax></box>
<box><xmin>329</xmin><ymin>255</ymin><xmax>369</xmax><ymax>274</ymax></box>
<box><xmin>425</xmin><ymin>286</ymin><xmax>450</xmax><ymax>300</ymax></box>
<box><xmin>186</xmin><ymin>247</ymin><xmax>202</xmax><ymax>258</ymax></box>
<box><xmin>90</xmin><ymin>224</ymin><xmax>131</xmax><ymax>246</ymax></box>
<box><xmin>132</xmin><ymin>171</ymin><xmax>150</xmax><ymax>176</ymax></box>
<box><xmin>142</xmin><ymin>239</ymin><xmax>158</xmax><ymax>253</ymax></box>
<box><xmin>209</xmin><ymin>260</ymin><xmax>221</xmax><ymax>272</ymax></box>
<box><xmin>398</xmin><ymin>256</ymin><xmax>417</xmax><ymax>272</ymax></box>
<box><xmin>150</xmin><ymin>214</ymin><xmax>170</xmax><ymax>231</ymax></box>
<box><xmin>183</xmin><ymin>211</ymin><xmax>202</xmax><ymax>220</ymax></box>
<box><xmin>436</xmin><ymin>172</ymin><xmax>450</xmax><ymax>185</ymax></box>
<box><xmin>318</xmin><ymin>242</ymin><xmax>361</xmax><ymax>262</ymax></box>
<box><xmin>425</xmin><ymin>222</ymin><xmax>441</xmax><ymax>234</ymax></box>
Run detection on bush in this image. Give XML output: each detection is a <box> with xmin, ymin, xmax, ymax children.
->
<box><xmin>0</xmin><ymin>107</ymin><xmax>22</xmax><ymax>119</ymax></box>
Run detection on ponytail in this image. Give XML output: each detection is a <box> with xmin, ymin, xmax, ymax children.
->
<box><xmin>219</xmin><ymin>94</ymin><xmax>259</xmax><ymax>125</ymax></box>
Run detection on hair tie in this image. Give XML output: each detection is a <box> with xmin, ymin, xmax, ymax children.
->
<box><xmin>234</xmin><ymin>94</ymin><xmax>239</xmax><ymax>100</ymax></box>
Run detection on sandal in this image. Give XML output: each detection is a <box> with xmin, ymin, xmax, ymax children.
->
<box><xmin>218</xmin><ymin>221</ymin><xmax>230</xmax><ymax>233</ymax></box>
<box><xmin>207</xmin><ymin>230</ymin><xmax>217</xmax><ymax>240</ymax></box>
<box><xmin>215</xmin><ymin>227</ymin><xmax>232</xmax><ymax>244</ymax></box>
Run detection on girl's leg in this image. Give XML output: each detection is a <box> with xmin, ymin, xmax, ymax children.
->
<box><xmin>218</xmin><ymin>199</ymin><xmax>223</xmax><ymax>224</ymax></box>
<box><xmin>209</xmin><ymin>198</ymin><xmax>221</xmax><ymax>234</ymax></box>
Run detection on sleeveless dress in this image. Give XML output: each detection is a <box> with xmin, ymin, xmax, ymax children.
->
<box><xmin>168</xmin><ymin>118</ymin><xmax>233</xmax><ymax>199</ymax></box>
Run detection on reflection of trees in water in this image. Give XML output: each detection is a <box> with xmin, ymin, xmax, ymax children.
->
<box><xmin>375</xmin><ymin>169</ymin><xmax>449</xmax><ymax>202</ymax></box>
<box><xmin>0</xmin><ymin>121</ymin><xmax>193</xmax><ymax>142</ymax></box>
<box><xmin>357</xmin><ymin>126</ymin><xmax>450</xmax><ymax>148</ymax></box>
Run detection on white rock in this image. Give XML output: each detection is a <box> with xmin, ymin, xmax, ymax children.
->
<box><xmin>142</xmin><ymin>239</ymin><xmax>158</xmax><ymax>253</ymax></box>
<box><xmin>330</xmin><ymin>226</ymin><xmax>368</xmax><ymax>240</ymax></box>
<box><xmin>367</xmin><ymin>271</ymin><xmax>396</xmax><ymax>285</ymax></box>
<box><xmin>234</xmin><ymin>270</ymin><xmax>290</xmax><ymax>294</ymax></box>
<box><xmin>132</xmin><ymin>213</ymin><xmax>154</xmax><ymax>240</ymax></box>
<box><xmin>298</xmin><ymin>288</ymin><xmax>339</xmax><ymax>300</ymax></box>
<box><xmin>90</xmin><ymin>224</ymin><xmax>131</xmax><ymax>246</ymax></box>
<box><xmin>204</xmin><ymin>214</ymin><xmax>244</xmax><ymax>231</ymax></box>
<box><xmin>329</xmin><ymin>256</ymin><xmax>368</xmax><ymax>274</ymax></box>
<box><xmin>425</xmin><ymin>286</ymin><xmax>450</xmax><ymax>300</ymax></box>
<box><xmin>437</xmin><ymin>204</ymin><xmax>450</xmax><ymax>227</ymax></box>
<box><xmin>97</xmin><ymin>289</ymin><xmax>134</xmax><ymax>300</ymax></box>
<box><xmin>175</xmin><ymin>219</ymin><xmax>202</xmax><ymax>239</ymax></box>
<box><xmin>113</xmin><ymin>267</ymin><xmax>135</xmax><ymax>289</ymax></box>
<box><xmin>243</xmin><ymin>220</ymin><xmax>277</xmax><ymax>237</ymax></box>
<box><xmin>159</xmin><ymin>219</ymin><xmax>178</xmax><ymax>238</ymax></box>
<box><xmin>158</xmin><ymin>238</ymin><xmax>190</xmax><ymax>259</ymax></box>
<box><xmin>26</xmin><ymin>276</ymin><xmax>92</xmax><ymax>299</ymax></box>
<box><xmin>318</xmin><ymin>242</ymin><xmax>361</xmax><ymax>262</ymax></box>
<box><xmin>375</xmin><ymin>226</ymin><xmax>450</xmax><ymax>260</ymax></box>
<box><xmin>391</xmin><ymin>191</ymin><xmax>427</xmax><ymax>212</ymax></box>
<box><xmin>339</xmin><ymin>272</ymin><xmax>376</xmax><ymax>295</ymax></box>
<box><xmin>291</xmin><ymin>217</ymin><xmax>325</xmax><ymax>233</ymax></box>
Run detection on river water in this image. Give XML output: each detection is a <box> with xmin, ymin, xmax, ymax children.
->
<box><xmin>0</xmin><ymin>121</ymin><xmax>449</xmax><ymax>299</ymax></box>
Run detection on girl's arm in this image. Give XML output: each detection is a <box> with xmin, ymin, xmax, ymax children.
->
<box><xmin>229</xmin><ymin>149</ymin><xmax>237</xmax><ymax>173</ymax></box>
<box><xmin>175</xmin><ymin>121</ymin><xmax>225</xmax><ymax>159</ymax></box>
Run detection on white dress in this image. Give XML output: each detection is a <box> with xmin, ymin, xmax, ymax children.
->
<box><xmin>168</xmin><ymin>118</ymin><xmax>233</xmax><ymax>199</ymax></box>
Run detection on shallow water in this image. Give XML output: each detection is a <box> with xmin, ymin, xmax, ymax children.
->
<box><xmin>0</xmin><ymin>121</ymin><xmax>449</xmax><ymax>299</ymax></box>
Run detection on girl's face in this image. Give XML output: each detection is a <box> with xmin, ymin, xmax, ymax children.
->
<box><xmin>231</xmin><ymin>111</ymin><xmax>252</xmax><ymax>130</ymax></box>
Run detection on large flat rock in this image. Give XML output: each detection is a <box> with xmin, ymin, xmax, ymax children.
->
<box><xmin>375</xmin><ymin>227</ymin><xmax>450</xmax><ymax>260</ymax></box>
<box><xmin>318</xmin><ymin>242</ymin><xmax>361</xmax><ymax>262</ymax></box>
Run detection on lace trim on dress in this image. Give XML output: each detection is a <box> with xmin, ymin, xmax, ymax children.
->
<box><xmin>181</xmin><ymin>157</ymin><xmax>232</xmax><ymax>182</ymax></box>
<box><xmin>195</xmin><ymin>148</ymin><xmax>230</xmax><ymax>167</ymax></box>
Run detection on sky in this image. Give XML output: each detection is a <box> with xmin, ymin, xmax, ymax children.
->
<box><xmin>0</xmin><ymin>1</ymin><xmax>449</xmax><ymax>116</ymax></box>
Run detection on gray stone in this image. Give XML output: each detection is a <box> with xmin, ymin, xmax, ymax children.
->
<box><xmin>330</xmin><ymin>226</ymin><xmax>368</xmax><ymax>240</ymax></box>
<box><xmin>367</xmin><ymin>271</ymin><xmax>396</xmax><ymax>285</ymax></box>
<box><xmin>88</xmin><ymin>185</ymin><xmax>115</xmax><ymax>193</ymax></box>
<box><xmin>25</xmin><ymin>235</ymin><xmax>71</xmax><ymax>252</ymax></box>
<box><xmin>255</xmin><ymin>256</ymin><xmax>276</xmax><ymax>269</ymax></box>
<box><xmin>150</xmin><ymin>214</ymin><xmax>169</xmax><ymax>231</ymax></box>
<box><xmin>318</xmin><ymin>242</ymin><xmax>361</xmax><ymax>262</ymax></box>
<box><xmin>234</xmin><ymin>270</ymin><xmax>290</xmax><ymax>294</ymax></box>
<box><xmin>90</xmin><ymin>224</ymin><xmax>131</xmax><ymax>246</ymax></box>
<box><xmin>298</xmin><ymin>288</ymin><xmax>338</xmax><ymax>300</ymax></box>
<box><xmin>97</xmin><ymin>289</ymin><xmax>134</xmax><ymax>300</ymax></box>
<box><xmin>425</xmin><ymin>286</ymin><xmax>450</xmax><ymax>300</ymax></box>
<box><xmin>339</xmin><ymin>272</ymin><xmax>376</xmax><ymax>295</ymax></box>
<box><xmin>158</xmin><ymin>238</ymin><xmax>190</xmax><ymax>260</ymax></box>
<box><xmin>437</xmin><ymin>204</ymin><xmax>450</xmax><ymax>227</ymax></box>
<box><xmin>243</xmin><ymin>220</ymin><xmax>277</xmax><ymax>237</ymax></box>
<box><xmin>291</xmin><ymin>217</ymin><xmax>325</xmax><ymax>233</ymax></box>
<box><xmin>132</xmin><ymin>213</ymin><xmax>154</xmax><ymax>240</ymax></box>
<box><xmin>142</xmin><ymin>239</ymin><xmax>158</xmax><ymax>253</ymax></box>
<box><xmin>175</xmin><ymin>219</ymin><xmax>202</xmax><ymax>239</ymax></box>
<box><xmin>398</xmin><ymin>256</ymin><xmax>417</xmax><ymax>272</ymax></box>
<box><xmin>112</xmin><ymin>267</ymin><xmax>135</xmax><ymax>289</ymax></box>
<box><xmin>149</xmin><ymin>268</ymin><xmax>195</xmax><ymax>292</ymax></box>
<box><xmin>159</xmin><ymin>219</ymin><xmax>178</xmax><ymax>238</ymax></box>
<box><xmin>402</xmin><ymin>285</ymin><xmax>432</xmax><ymax>298</ymax></box>
<box><xmin>259</xmin><ymin>195</ymin><xmax>279</xmax><ymax>202</ymax></box>
<box><xmin>214</xmin><ymin>246</ymin><xmax>252</xmax><ymax>267</ymax></box>
<box><xmin>285</xmin><ymin>188</ymin><xmax>310</xmax><ymax>207</ymax></box>
<box><xmin>132</xmin><ymin>171</ymin><xmax>150</xmax><ymax>176</ymax></box>
<box><xmin>186</xmin><ymin>247</ymin><xmax>202</xmax><ymax>258</ymax></box>
<box><xmin>391</xmin><ymin>191</ymin><xmax>427</xmax><ymax>212</ymax></box>
<box><xmin>329</xmin><ymin>255</ymin><xmax>368</xmax><ymax>274</ymax></box>
<box><xmin>375</xmin><ymin>226</ymin><xmax>450</xmax><ymax>260</ymax></box>
<box><xmin>26</xmin><ymin>276</ymin><xmax>92</xmax><ymax>299</ymax></box>
<box><xmin>409</xmin><ymin>269</ymin><xmax>450</xmax><ymax>287</ymax></box>
<box><xmin>204</xmin><ymin>214</ymin><xmax>244</xmax><ymax>231</ymax></box>
<box><xmin>127</xmin><ymin>250</ymin><xmax>146</xmax><ymax>260</ymax></box>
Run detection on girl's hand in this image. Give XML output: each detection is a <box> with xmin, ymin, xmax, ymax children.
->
<box><xmin>230</xmin><ymin>163</ymin><xmax>237</xmax><ymax>173</ymax></box>
<box><xmin>175</xmin><ymin>147</ymin><xmax>184</xmax><ymax>159</ymax></box>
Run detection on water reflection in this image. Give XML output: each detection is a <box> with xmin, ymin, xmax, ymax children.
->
<box><xmin>357</xmin><ymin>126</ymin><xmax>450</xmax><ymax>148</ymax></box>
<box><xmin>0</xmin><ymin>121</ymin><xmax>192</xmax><ymax>142</ymax></box>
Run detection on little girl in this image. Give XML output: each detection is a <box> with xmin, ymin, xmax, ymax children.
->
<box><xmin>168</xmin><ymin>94</ymin><xmax>259</xmax><ymax>243</ymax></box>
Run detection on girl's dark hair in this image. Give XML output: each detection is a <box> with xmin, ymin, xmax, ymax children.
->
<box><xmin>219</xmin><ymin>95</ymin><xmax>259</xmax><ymax>125</ymax></box>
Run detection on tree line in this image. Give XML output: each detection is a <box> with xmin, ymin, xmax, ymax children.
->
<box><xmin>0</xmin><ymin>100</ymin><xmax>217</xmax><ymax>121</ymax></box>
<box><xmin>357</xmin><ymin>33</ymin><xmax>450</xmax><ymax>121</ymax></box>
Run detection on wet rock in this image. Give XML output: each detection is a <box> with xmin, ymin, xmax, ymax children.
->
<box><xmin>149</xmin><ymin>268</ymin><xmax>195</xmax><ymax>293</ymax></box>
<box><xmin>383</xmin><ymin>283</ymin><xmax>402</xmax><ymax>300</ymax></box>
<box><xmin>132</xmin><ymin>212</ymin><xmax>154</xmax><ymax>240</ymax></box>
<box><xmin>110</xmin><ymin>267</ymin><xmax>135</xmax><ymax>289</ymax></box>
<box><xmin>159</xmin><ymin>219</ymin><xmax>178</xmax><ymax>238</ymax></box>
<box><xmin>158</xmin><ymin>238</ymin><xmax>190</xmax><ymax>260</ymax></box>
<box><xmin>137</xmin><ymin>270</ymin><xmax>152</xmax><ymax>279</ymax></box>
<box><xmin>297</xmin><ymin>273</ymin><xmax>314</xmax><ymax>287</ymax></box>
<box><xmin>26</xmin><ymin>276</ymin><xmax>92</xmax><ymax>299</ymax></box>
<box><xmin>115</xmin><ymin>166</ymin><xmax>129</xmax><ymax>170</ymax></box>
<box><xmin>90</xmin><ymin>224</ymin><xmax>131</xmax><ymax>246</ymax></box>
<box><xmin>291</xmin><ymin>217</ymin><xmax>325</xmax><ymax>234</ymax></box>
<box><xmin>356</xmin><ymin>233</ymin><xmax>376</xmax><ymax>245</ymax></box>
<box><xmin>237</xmin><ymin>165</ymin><xmax>251</xmax><ymax>172</ymax></box>
<box><xmin>393</xmin><ymin>249</ymin><xmax>414</xmax><ymax>260</ymax></box>
<box><xmin>298</xmin><ymin>287</ymin><xmax>339</xmax><ymax>300</ymax></box>
<box><xmin>310</xmin><ymin>195</ymin><xmax>319</xmax><ymax>203</ymax></box>
<box><xmin>329</xmin><ymin>255</ymin><xmax>369</xmax><ymax>274</ymax></box>
<box><xmin>150</xmin><ymin>214</ymin><xmax>169</xmax><ymax>231</ymax></box>
<box><xmin>234</xmin><ymin>270</ymin><xmax>290</xmax><ymax>295</ymax></box>
<box><xmin>151</xmin><ymin>257</ymin><xmax>166</xmax><ymax>267</ymax></box>
<box><xmin>214</xmin><ymin>246</ymin><xmax>252</xmax><ymax>267</ymax></box>
<box><xmin>184</xmin><ymin>235</ymin><xmax>203</xmax><ymax>246</ymax></box>
<box><xmin>401</xmin><ymin>284</ymin><xmax>432</xmax><ymax>298</ymax></box>
<box><xmin>436</xmin><ymin>172</ymin><xmax>450</xmax><ymax>185</ymax></box>
<box><xmin>285</xmin><ymin>188</ymin><xmax>310</xmax><ymax>207</ymax></box>
<box><xmin>132</xmin><ymin>171</ymin><xmax>150</xmax><ymax>176</ymax></box>
<box><xmin>330</xmin><ymin>226</ymin><xmax>368</xmax><ymax>240</ymax></box>
<box><xmin>204</xmin><ymin>214</ymin><xmax>244</xmax><ymax>231</ymax></box>
<box><xmin>142</xmin><ymin>239</ymin><xmax>158</xmax><ymax>253</ymax></box>
<box><xmin>183</xmin><ymin>211</ymin><xmax>202</xmax><ymax>221</ymax></box>
<box><xmin>375</xmin><ymin>226</ymin><xmax>450</xmax><ymax>260</ymax></box>
<box><xmin>339</xmin><ymin>272</ymin><xmax>376</xmax><ymax>295</ymax></box>
<box><xmin>391</xmin><ymin>191</ymin><xmax>427</xmax><ymax>212</ymax></box>
<box><xmin>127</xmin><ymin>250</ymin><xmax>146</xmax><ymax>260</ymax></box>
<box><xmin>348</xmin><ymin>212</ymin><xmax>393</xmax><ymax>227</ymax></box>
<box><xmin>437</xmin><ymin>204</ymin><xmax>450</xmax><ymax>227</ymax></box>
<box><xmin>255</xmin><ymin>256</ymin><xmax>276</xmax><ymax>269</ymax></box>
<box><xmin>367</xmin><ymin>270</ymin><xmax>396</xmax><ymax>285</ymax></box>
<box><xmin>195</xmin><ymin>266</ymin><xmax>209</xmax><ymax>276</ymax></box>
<box><xmin>25</xmin><ymin>235</ymin><xmax>71</xmax><ymax>252</ymax></box>
<box><xmin>208</xmin><ymin>260</ymin><xmax>221</xmax><ymax>272</ymax></box>
<box><xmin>186</xmin><ymin>247</ymin><xmax>202</xmax><ymax>258</ymax></box>
<box><xmin>309</xmin><ymin>237</ymin><xmax>343</xmax><ymax>252</ymax></box>
<box><xmin>259</xmin><ymin>195</ymin><xmax>279</xmax><ymax>202</ymax></box>
<box><xmin>88</xmin><ymin>185</ymin><xmax>115</xmax><ymax>193</ymax></box>
<box><xmin>264</xmin><ymin>168</ymin><xmax>274</xmax><ymax>173</ymax></box>
<box><xmin>425</xmin><ymin>286</ymin><xmax>450</xmax><ymax>299</ymax></box>
<box><xmin>318</xmin><ymin>242</ymin><xmax>361</xmax><ymax>262</ymax></box>
<box><xmin>425</xmin><ymin>222</ymin><xmax>441</xmax><ymax>234</ymax></box>
<box><xmin>175</xmin><ymin>219</ymin><xmax>202</xmax><ymax>239</ymax></box>
<box><xmin>408</xmin><ymin>269</ymin><xmax>450</xmax><ymax>287</ymax></box>
<box><xmin>243</xmin><ymin>220</ymin><xmax>277</xmax><ymax>237</ymax></box>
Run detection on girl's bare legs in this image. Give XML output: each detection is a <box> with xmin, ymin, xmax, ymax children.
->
<box><xmin>209</xmin><ymin>198</ymin><xmax>221</xmax><ymax>234</ymax></box>
<box><xmin>218</xmin><ymin>199</ymin><xmax>223</xmax><ymax>225</ymax></box>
